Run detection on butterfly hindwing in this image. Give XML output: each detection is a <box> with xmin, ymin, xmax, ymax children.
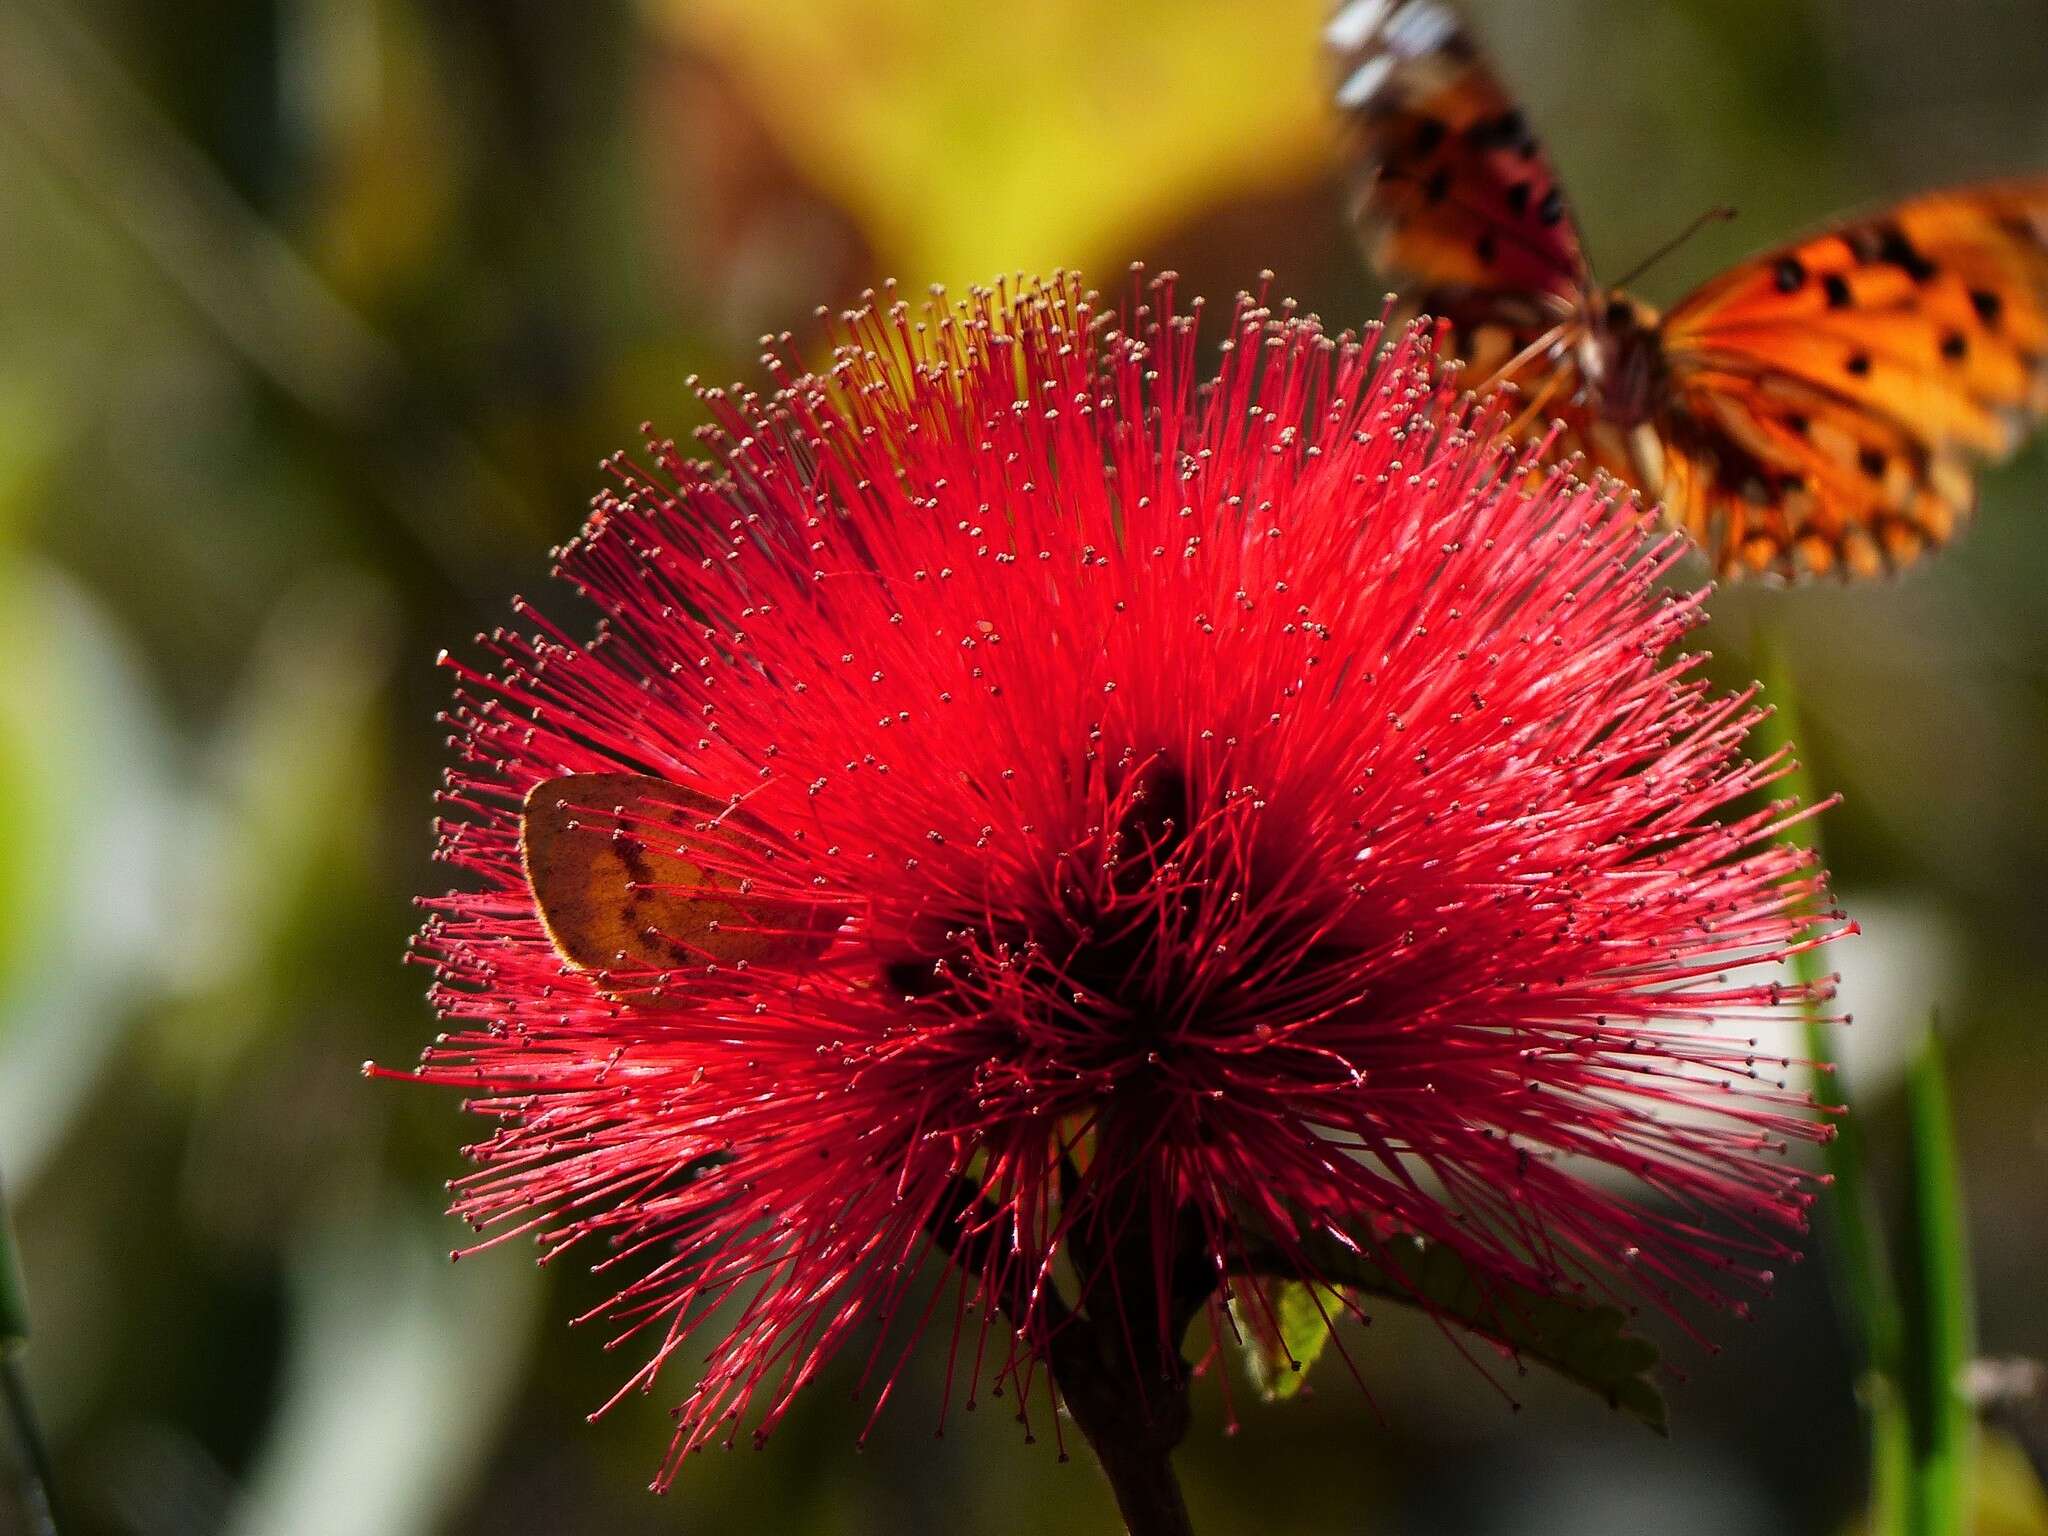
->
<box><xmin>1657</xmin><ymin>179</ymin><xmax>2048</xmax><ymax>577</ymax></box>
<box><xmin>1650</xmin><ymin>371</ymin><xmax>1975</xmax><ymax>578</ymax></box>
<box><xmin>521</xmin><ymin>771</ymin><xmax>833</xmax><ymax>982</ymax></box>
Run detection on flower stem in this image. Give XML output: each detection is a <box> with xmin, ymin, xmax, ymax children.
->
<box><xmin>1039</xmin><ymin>1183</ymin><xmax>1206</xmax><ymax>1536</ymax></box>
<box><xmin>1070</xmin><ymin>1416</ymin><xmax>1194</xmax><ymax>1536</ymax></box>
<box><xmin>1046</xmin><ymin>1319</ymin><xmax>1195</xmax><ymax>1536</ymax></box>
<box><xmin>932</xmin><ymin>1175</ymin><xmax>1200</xmax><ymax>1533</ymax></box>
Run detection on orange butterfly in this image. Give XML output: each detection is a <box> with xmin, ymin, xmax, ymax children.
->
<box><xmin>1326</xmin><ymin>0</ymin><xmax>2048</xmax><ymax>579</ymax></box>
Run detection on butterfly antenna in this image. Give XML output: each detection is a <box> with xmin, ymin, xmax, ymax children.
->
<box><xmin>1613</xmin><ymin>204</ymin><xmax>1738</xmax><ymax>289</ymax></box>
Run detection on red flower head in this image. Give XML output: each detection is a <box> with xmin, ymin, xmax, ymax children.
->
<box><xmin>400</xmin><ymin>274</ymin><xmax>1840</xmax><ymax>1486</ymax></box>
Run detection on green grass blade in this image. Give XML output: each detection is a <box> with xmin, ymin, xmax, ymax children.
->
<box><xmin>1899</xmin><ymin>1026</ymin><xmax>1974</xmax><ymax>1536</ymax></box>
<box><xmin>1</xmin><ymin>1176</ymin><xmax>61</xmax><ymax>1536</ymax></box>
<box><xmin>1756</xmin><ymin>637</ymin><xmax>1905</xmax><ymax>1372</ymax></box>
<box><xmin>0</xmin><ymin>1213</ymin><xmax>25</xmax><ymax>1353</ymax></box>
<box><xmin>1755</xmin><ymin>635</ymin><xmax>1910</xmax><ymax>1532</ymax></box>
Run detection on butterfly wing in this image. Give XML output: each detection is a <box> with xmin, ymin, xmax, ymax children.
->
<box><xmin>1326</xmin><ymin>0</ymin><xmax>1590</xmax><ymax>310</ymax></box>
<box><xmin>1654</xmin><ymin>178</ymin><xmax>2048</xmax><ymax>578</ymax></box>
<box><xmin>522</xmin><ymin>772</ymin><xmax>834</xmax><ymax>979</ymax></box>
<box><xmin>1326</xmin><ymin>0</ymin><xmax>1606</xmax><ymax>422</ymax></box>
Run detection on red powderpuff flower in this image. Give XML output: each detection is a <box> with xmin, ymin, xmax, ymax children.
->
<box><xmin>396</xmin><ymin>274</ymin><xmax>1841</xmax><ymax>1488</ymax></box>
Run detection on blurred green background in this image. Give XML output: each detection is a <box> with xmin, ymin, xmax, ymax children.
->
<box><xmin>1</xmin><ymin>0</ymin><xmax>2045</xmax><ymax>1531</ymax></box>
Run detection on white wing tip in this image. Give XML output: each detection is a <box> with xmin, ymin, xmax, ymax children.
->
<box><xmin>1324</xmin><ymin>0</ymin><xmax>1393</xmax><ymax>52</ymax></box>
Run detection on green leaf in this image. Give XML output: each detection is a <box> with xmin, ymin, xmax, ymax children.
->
<box><xmin>1757</xmin><ymin>636</ymin><xmax>1906</xmax><ymax>1379</ymax></box>
<box><xmin>1231</xmin><ymin>1279</ymin><xmax>1337</xmax><ymax>1401</ymax></box>
<box><xmin>1757</xmin><ymin>634</ymin><xmax>1912</xmax><ymax>1534</ymax></box>
<box><xmin>1245</xmin><ymin>1227</ymin><xmax>1667</xmax><ymax>1432</ymax></box>
<box><xmin>219</xmin><ymin>1197</ymin><xmax>543</xmax><ymax>1536</ymax></box>
<box><xmin>0</xmin><ymin>561</ymin><xmax>174</xmax><ymax>1189</ymax></box>
<box><xmin>155</xmin><ymin>571</ymin><xmax>397</xmax><ymax>1084</ymax></box>
<box><xmin>0</xmin><ymin>1193</ymin><xmax>28</xmax><ymax>1349</ymax></box>
<box><xmin>1899</xmin><ymin>1025</ymin><xmax>1975</xmax><ymax>1536</ymax></box>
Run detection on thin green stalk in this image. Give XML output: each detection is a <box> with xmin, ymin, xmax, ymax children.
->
<box><xmin>1</xmin><ymin>1179</ymin><xmax>59</xmax><ymax>1536</ymax></box>
<box><xmin>0</xmin><ymin>1202</ymin><xmax>27</xmax><ymax>1354</ymax></box>
<box><xmin>1756</xmin><ymin>635</ymin><xmax>1910</xmax><ymax>1531</ymax></box>
<box><xmin>1898</xmin><ymin>1030</ymin><xmax>1974</xmax><ymax>1536</ymax></box>
<box><xmin>1</xmin><ymin>1357</ymin><xmax>59</xmax><ymax>1536</ymax></box>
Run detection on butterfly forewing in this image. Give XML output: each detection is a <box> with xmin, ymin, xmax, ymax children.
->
<box><xmin>1325</xmin><ymin>0</ymin><xmax>1619</xmax><ymax>510</ymax></box>
<box><xmin>1325</xmin><ymin>0</ymin><xmax>1590</xmax><ymax>313</ymax></box>
<box><xmin>1658</xmin><ymin>178</ymin><xmax>2048</xmax><ymax>577</ymax></box>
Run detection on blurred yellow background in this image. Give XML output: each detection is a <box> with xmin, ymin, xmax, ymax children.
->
<box><xmin>1</xmin><ymin>0</ymin><xmax>2045</xmax><ymax>1531</ymax></box>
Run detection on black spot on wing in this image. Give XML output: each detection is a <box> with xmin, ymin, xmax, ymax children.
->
<box><xmin>1823</xmin><ymin>273</ymin><xmax>1853</xmax><ymax>309</ymax></box>
<box><xmin>1465</xmin><ymin>108</ymin><xmax>1536</xmax><ymax>158</ymax></box>
<box><xmin>1774</xmin><ymin>256</ymin><xmax>1806</xmax><ymax>293</ymax></box>
<box><xmin>1846</xmin><ymin>350</ymin><xmax>1873</xmax><ymax>377</ymax></box>
<box><xmin>1505</xmin><ymin>181</ymin><xmax>1531</xmax><ymax>218</ymax></box>
<box><xmin>1941</xmin><ymin>330</ymin><xmax>1968</xmax><ymax>362</ymax></box>
<box><xmin>617</xmin><ymin>839</ymin><xmax>656</xmax><ymax>887</ymax></box>
<box><xmin>1869</xmin><ymin>222</ymin><xmax>1939</xmax><ymax>283</ymax></box>
<box><xmin>1971</xmin><ymin>287</ymin><xmax>2004</xmax><ymax>326</ymax></box>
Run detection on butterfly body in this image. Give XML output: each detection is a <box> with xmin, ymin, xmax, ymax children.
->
<box><xmin>1579</xmin><ymin>293</ymin><xmax>1668</xmax><ymax>430</ymax></box>
<box><xmin>1327</xmin><ymin>0</ymin><xmax>2048</xmax><ymax>580</ymax></box>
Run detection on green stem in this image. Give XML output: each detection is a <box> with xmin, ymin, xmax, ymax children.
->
<box><xmin>0</xmin><ymin>1205</ymin><xmax>26</xmax><ymax>1353</ymax></box>
<box><xmin>1899</xmin><ymin>1032</ymin><xmax>1973</xmax><ymax>1536</ymax></box>
<box><xmin>0</xmin><ymin>1179</ymin><xmax>59</xmax><ymax>1536</ymax></box>
<box><xmin>1755</xmin><ymin>635</ymin><xmax>1910</xmax><ymax>1532</ymax></box>
<box><xmin>0</xmin><ymin>1355</ymin><xmax>59</xmax><ymax>1536</ymax></box>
